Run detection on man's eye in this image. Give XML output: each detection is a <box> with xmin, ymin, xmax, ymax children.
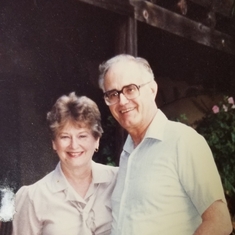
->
<box><xmin>109</xmin><ymin>92</ymin><xmax>118</xmax><ymax>98</ymax></box>
<box><xmin>125</xmin><ymin>85</ymin><xmax>136</xmax><ymax>93</ymax></box>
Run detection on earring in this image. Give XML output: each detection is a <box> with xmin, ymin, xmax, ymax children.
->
<box><xmin>95</xmin><ymin>148</ymin><xmax>98</xmax><ymax>152</ymax></box>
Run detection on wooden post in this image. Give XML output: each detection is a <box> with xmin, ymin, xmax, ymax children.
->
<box><xmin>115</xmin><ymin>15</ymin><xmax>137</xmax><ymax>56</ymax></box>
<box><xmin>114</xmin><ymin>15</ymin><xmax>137</xmax><ymax>165</ymax></box>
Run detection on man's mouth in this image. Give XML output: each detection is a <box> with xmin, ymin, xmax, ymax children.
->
<box><xmin>120</xmin><ymin>107</ymin><xmax>135</xmax><ymax>114</ymax></box>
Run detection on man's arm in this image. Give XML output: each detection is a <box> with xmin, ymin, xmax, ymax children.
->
<box><xmin>193</xmin><ymin>200</ymin><xmax>233</xmax><ymax>235</ymax></box>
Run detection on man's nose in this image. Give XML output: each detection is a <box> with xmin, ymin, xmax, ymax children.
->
<box><xmin>119</xmin><ymin>93</ymin><xmax>129</xmax><ymax>105</ymax></box>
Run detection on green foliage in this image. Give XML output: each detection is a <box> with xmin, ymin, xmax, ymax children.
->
<box><xmin>100</xmin><ymin>115</ymin><xmax>117</xmax><ymax>166</ymax></box>
<box><xmin>175</xmin><ymin>113</ymin><xmax>188</xmax><ymax>123</ymax></box>
<box><xmin>196</xmin><ymin>96</ymin><xmax>235</xmax><ymax>197</ymax></box>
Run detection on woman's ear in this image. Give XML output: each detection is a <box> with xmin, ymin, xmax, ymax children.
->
<box><xmin>52</xmin><ymin>140</ymin><xmax>57</xmax><ymax>151</ymax></box>
<box><xmin>94</xmin><ymin>138</ymin><xmax>100</xmax><ymax>152</ymax></box>
<box><xmin>96</xmin><ymin>138</ymin><xmax>100</xmax><ymax>149</ymax></box>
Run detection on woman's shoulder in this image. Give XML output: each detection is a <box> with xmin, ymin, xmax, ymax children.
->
<box><xmin>16</xmin><ymin>170</ymin><xmax>55</xmax><ymax>200</ymax></box>
<box><xmin>92</xmin><ymin>161</ymin><xmax>118</xmax><ymax>184</ymax></box>
<box><xmin>93</xmin><ymin>161</ymin><xmax>118</xmax><ymax>173</ymax></box>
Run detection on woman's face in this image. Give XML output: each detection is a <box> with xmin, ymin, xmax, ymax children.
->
<box><xmin>52</xmin><ymin>121</ymin><xmax>99</xmax><ymax>171</ymax></box>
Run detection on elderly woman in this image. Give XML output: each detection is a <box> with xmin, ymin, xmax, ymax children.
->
<box><xmin>12</xmin><ymin>92</ymin><xmax>118</xmax><ymax>235</ymax></box>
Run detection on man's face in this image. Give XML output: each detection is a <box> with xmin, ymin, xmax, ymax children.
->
<box><xmin>103</xmin><ymin>61</ymin><xmax>157</xmax><ymax>132</ymax></box>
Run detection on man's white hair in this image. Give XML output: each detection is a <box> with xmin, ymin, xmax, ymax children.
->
<box><xmin>98</xmin><ymin>54</ymin><xmax>154</xmax><ymax>91</ymax></box>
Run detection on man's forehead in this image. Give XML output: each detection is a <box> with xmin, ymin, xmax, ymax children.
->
<box><xmin>106</xmin><ymin>60</ymin><xmax>140</xmax><ymax>77</ymax></box>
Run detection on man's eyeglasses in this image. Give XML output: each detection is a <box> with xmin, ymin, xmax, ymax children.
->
<box><xmin>103</xmin><ymin>81</ymin><xmax>152</xmax><ymax>106</ymax></box>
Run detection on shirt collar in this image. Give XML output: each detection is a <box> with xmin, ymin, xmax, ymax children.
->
<box><xmin>144</xmin><ymin>109</ymin><xmax>167</xmax><ymax>140</ymax></box>
<box><xmin>49</xmin><ymin>161</ymin><xmax>113</xmax><ymax>193</ymax></box>
<box><xmin>49</xmin><ymin>162</ymin><xmax>69</xmax><ymax>193</ymax></box>
<box><xmin>123</xmin><ymin>109</ymin><xmax>168</xmax><ymax>153</ymax></box>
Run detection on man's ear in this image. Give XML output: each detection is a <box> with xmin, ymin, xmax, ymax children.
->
<box><xmin>151</xmin><ymin>80</ymin><xmax>158</xmax><ymax>98</ymax></box>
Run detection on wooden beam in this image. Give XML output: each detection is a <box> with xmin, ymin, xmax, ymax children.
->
<box><xmin>132</xmin><ymin>1</ymin><xmax>235</xmax><ymax>55</ymax></box>
<box><xmin>76</xmin><ymin>0</ymin><xmax>133</xmax><ymax>16</ymax></box>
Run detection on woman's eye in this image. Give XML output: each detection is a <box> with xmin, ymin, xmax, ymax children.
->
<box><xmin>79</xmin><ymin>135</ymin><xmax>87</xmax><ymax>139</ymax></box>
<box><xmin>60</xmin><ymin>136</ymin><xmax>69</xmax><ymax>139</ymax></box>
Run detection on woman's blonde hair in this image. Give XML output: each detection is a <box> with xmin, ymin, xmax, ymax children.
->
<box><xmin>47</xmin><ymin>92</ymin><xmax>103</xmax><ymax>139</ymax></box>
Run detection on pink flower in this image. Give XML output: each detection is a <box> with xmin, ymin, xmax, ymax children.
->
<box><xmin>223</xmin><ymin>104</ymin><xmax>228</xmax><ymax>112</ymax></box>
<box><xmin>228</xmin><ymin>97</ymin><xmax>234</xmax><ymax>104</ymax></box>
<box><xmin>212</xmin><ymin>105</ymin><xmax>219</xmax><ymax>113</ymax></box>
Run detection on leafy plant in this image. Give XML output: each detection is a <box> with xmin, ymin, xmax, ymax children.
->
<box><xmin>100</xmin><ymin>115</ymin><xmax>117</xmax><ymax>166</ymax></box>
<box><xmin>195</xmin><ymin>96</ymin><xmax>235</xmax><ymax>197</ymax></box>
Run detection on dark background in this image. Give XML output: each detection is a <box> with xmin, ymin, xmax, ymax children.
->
<box><xmin>0</xmin><ymin>0</ymin><xmax>234</xmax><ymax>191</ymax></box>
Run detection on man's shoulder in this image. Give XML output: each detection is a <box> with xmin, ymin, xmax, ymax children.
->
<box><xmin>162</xmin><ymin>119</ymin><xmax>203</xmax><ymax>144</ymax></box>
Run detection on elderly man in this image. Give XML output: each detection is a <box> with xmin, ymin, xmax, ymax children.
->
<box><xmin>98</xmin><ymin>54</ymin><xmax>232</xmax><ymax>235</ymax></box>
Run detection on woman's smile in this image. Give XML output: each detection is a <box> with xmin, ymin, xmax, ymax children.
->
<box><xmin>67</xmin><ymin>151</ymin><xmax>84</xmax><ymax>158</ymax></box>
<box><xmin>53</xmin><ymin>122</ymin><xmax>99</xmax><ymax>169</ymax></box>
